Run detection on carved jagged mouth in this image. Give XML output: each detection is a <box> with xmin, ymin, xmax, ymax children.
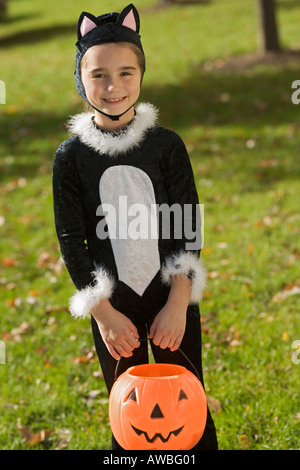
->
<box><xmin>131</xmin><ymin>425</ymin><xmax>184</xmax><ymax>443</ymax></box>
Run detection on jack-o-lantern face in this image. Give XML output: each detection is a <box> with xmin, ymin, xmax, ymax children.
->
<box><xmin>109</xmin><ymin>363</ymin><xmax>207</xmax><ymax>450</ymax></box>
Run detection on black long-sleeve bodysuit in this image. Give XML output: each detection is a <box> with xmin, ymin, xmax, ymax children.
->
<box><xmin>53</xmin><ymin>103</ymin><xmax>217</xmax><ymax>450</ymax></box>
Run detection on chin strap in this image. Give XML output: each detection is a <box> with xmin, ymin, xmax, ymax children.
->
<box><xmin>88</xmin><ymin>101</ymin><xmax>136</xmax><ymax>121</ymax></box>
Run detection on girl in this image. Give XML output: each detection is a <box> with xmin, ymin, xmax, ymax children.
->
<box><xmin>53</xmin><ymin>4</ymin><xmax>218</xmax><ymax>450</ymax></box>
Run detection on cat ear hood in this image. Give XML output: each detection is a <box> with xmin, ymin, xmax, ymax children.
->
<box><xmin>74</xmin><ymin>4</ymin><xmax>144</xmax><ymax>121</ymax></box>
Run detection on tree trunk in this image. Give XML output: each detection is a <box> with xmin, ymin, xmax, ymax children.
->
<box><xmin>0</xmin><ymin>0</ymin><xmax>8</xmax><ymax>22</ymax></box>
<box><xmin>258</xmin><ymin>0</ymin><xmax>280</xmax><ymax>52</ymax></box>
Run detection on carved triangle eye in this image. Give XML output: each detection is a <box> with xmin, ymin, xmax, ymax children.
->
<box><xmin>178</xmin><ymin>389</ymin><xmax>188</xmax><ymax>401</ymax></box>
<box><xmin>126</xmin><ymin>388</ymin><xmax>137</xmax><ymax>402</ymax></box>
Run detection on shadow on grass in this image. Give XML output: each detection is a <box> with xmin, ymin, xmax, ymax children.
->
<box><xmin>1</xmin><ymin>53</ymin><xmax>300</xmax><ymax>188</ymax></box>
<box><xmin>140</xmin><ymin>52</ymin><xmax>300</xmax><ymax>130</ymax></box>
<box><xmin>139</xmin><ymin>52</ymin><xmax>300</xmax><ymax>190</ymax></box>
<box><xmin>0</xmin><ymin>105</ymin><xmax>79</xmax><ymax>180</ymax></box>
<box><xmin>0</xmin><ymin>23</ymin><xmax>76</xmax><ymax>49</ymax></box>
<box><xmin>277</xmin><ymin>0</ymin><xmax>300</xmax><ymax>9</ymax></box>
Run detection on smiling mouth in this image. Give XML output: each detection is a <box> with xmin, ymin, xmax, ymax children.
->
<box><xmin>131</xmin><ymin>425</ymin><xmax>184</xmax><ymax>443</ymax></box>
<box><xmin>103</xmin><ymin>96</ymin><xmax>127</xmax><ymax>104</ymax></box>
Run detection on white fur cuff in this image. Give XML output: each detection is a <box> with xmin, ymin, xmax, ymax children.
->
<box><xmin>69</xmin><ymin>268</ymin><xmax>115</xmax><ymax>319</ymax></box>
<box><xmin>161</xmin><ymin>251</ymin><xmax>207</xmax><ymax>304</ymax></box>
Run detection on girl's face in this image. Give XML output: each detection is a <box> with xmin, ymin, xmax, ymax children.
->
<box><xmin>81</xmin><ymin>43</ymin><xmax>142</xmax><ymax>130</ymax></box>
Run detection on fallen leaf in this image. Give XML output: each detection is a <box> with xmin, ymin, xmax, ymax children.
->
<box><xmin>223</xmin><ymin>327</ymin><xmax>243</xmax><ymax>347</ymax></box>
<box><xmin>263</xmin><ymin>215</ymin><xmax>273</xmax><ymax>226</ymax></box>
<box><xmin>207</xmin><ymin>396</ymin><xmax>222</xmax><ymax>415</ymax></box>
<box><xmin>85</xmin><ymin>389</ymin><xmax>104</xmax><ymax>407</ymax></box>
<box><xmin>281</xmin><ymin>331</ymin><xmax>290</xmax><ymax>342</ymax></box>
<box><xmin>70</xmin><ymin>348</ymin><xmax>96</xmax><ymax>365</ymax></box>
<box><xmin>203</xmin><ymin>290</ymin><xmax>212</xmax><ymax>298</ymax></box>
<box><xmin>93</xmin><ymin>370</ymin><xmax>103</xmax><ymax>379</ymax></box>
<box><xmin>260</xmin><ymin>159</ymin><xmax>278</xmax><ymax>168</ymax></box>
<box><xmin>29</xmin><ymin>289</ymin><xmax>39</xmax><ymax>297</ymax></box>
<box><xmin>45</xmin><ymin>305</ymin><xmax>69</xmax><ymax>314</ymax></box>
<box><xmin>248</xmin><ymin>243</ymin><xmax>254</xmax><ymax>254</ymax></box>
<box><xmin>229</xmin><ymin>338</ymin><xmax>243</xmax><ymax>347</ymax></box>
<box><xmin>72</xmin><ymin>355</ymin><xmax>89</xmax><ymax>364</ymax></box>
<box><xmin>26</xmin><ymin>296</ymin><xmax>39</xmax><ymax>305</ymax></box>
<box><xmin>53</xmin><ymin>428</ymin><xmax>72</xmax><ymax>450</ymax></box>
<box><xmin>272</xmin><ymin>285</ymin><xmax>300</xmax><ymax>303</ymax></box>
<box><xmin>216</xmin><ymin>242</ymin><xmax>228</xmax><ymax>249</ymax></box>
<box><xmin>246</xmin><ymin>139</ymin><xmax>256</xmax><ymax>149</ymax></box>
<box><xmin>35</xmin><ymin>345</ymin><xmax>47</xmax><ymax>355</ymax></box>
<box><xmin>7</xmin><ymin>298</ymin><xmax>19</xmax><ymax>308</ymax></box>
<box><xmin>19</xmin><ymin>215</ymin><xmax>32</xmax><ymax>225</ymax></box>
<box><xmin>18</xmin><ymin>425</ymin><xmax>52</xmax><ymax>446</ymax></box>
<box><xmin>1</xmin><ymin>177</ymin><xmax>27</xmax><ymax>194</ymax></box>
<box><xmin>5</xmin><ymin>282</ymin><xmax>16</xmax><ymax>291</ymax></box>
<box><xmin>2</xmin><ymin>258</ymin><xmax>18</xmax><ymax>267</ymax></box>
<box><xmin>43</xmin><ymin>358</ymin><xmax>53</xmax><ymax>368</ymax></box>
<box><xmin>37</xmin><ymin>253</ymin><xmax>64</xmax><ymax>273</ymax></box>
<box><xmin>201</xmin><ymin>326</ymin><xmax>211</xmax><ymax>334</ymax></box>
<box><xmin>221</xmin><ymin>257</ymin><xmax>233</xmax><ymax>266</ymax></box>
<box><xmin>202</xmin><ymin>247</ymin><xmax>212</xmax><ymax>255</ymax></box>
<box><xmin>1</xmin><ymin>331</ymin><xmax>10</xmax><ymax>341</ymax></box>
<box><xmin>238</xmin><ymin>434</ymin><xmax>251</xmax><ymax>450</ymax></box>
<box><xmin>207</xmin><ymin>271</ymin><xmax>220</xmax><ymax>279</ymax></box>
<box><xmin>10</xmin><ymin>322</ymin><xmax>31</xmax><ymax>341</ymax></box>
<box><xmin>4</xmin><ymin>105</ymin><xmax>19</xmax><ymax>115</ymax></box>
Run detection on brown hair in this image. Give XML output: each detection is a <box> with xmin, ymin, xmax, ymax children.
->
<box><xmin>81</xmin><ymin>41</ymin><xmax>145</xmax><ymax>80</ymax></box>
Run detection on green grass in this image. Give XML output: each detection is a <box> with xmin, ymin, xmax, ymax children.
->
<box><xmin>1</xmin><ymin>0</ymin><xmax>300</xmax><ymax>450</ymax></box>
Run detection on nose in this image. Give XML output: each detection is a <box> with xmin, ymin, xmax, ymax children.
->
<box><xmin>151</xmin><ymin>404</ymin><xmax>164</xmax><ymax>419</ymax></box>
<box><xmin>106</xmin><ymin>77</ymin><xmax>120</xmax><ymax>93</ymax></box>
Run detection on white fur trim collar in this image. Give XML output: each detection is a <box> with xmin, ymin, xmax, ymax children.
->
<box><xmin>67</xmin><ymin>102</ymin><xmax>158</xmax><ymax>157</ymax></box>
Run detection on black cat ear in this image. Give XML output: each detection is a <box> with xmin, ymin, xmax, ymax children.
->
<box><xmin>117</xmin><ymin>4</ymin><xmax>140</xmax><ymax>33</ymax></box>
<box><xmin>77</xmin><ymin>12</ymin><xmax>98</xmax><ymax>40</ymax></box>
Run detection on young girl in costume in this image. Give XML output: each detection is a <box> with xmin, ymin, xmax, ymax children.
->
<box><xmin>53</xmin><ymin>4</ymin><xmax>217</xmax><ymax>450</ymax></box>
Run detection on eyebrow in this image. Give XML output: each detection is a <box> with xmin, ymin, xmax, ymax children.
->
<box><xmin>89</xmin><ymin>66</ymin><xmax>137</xmax><ymax>74</ymax></box>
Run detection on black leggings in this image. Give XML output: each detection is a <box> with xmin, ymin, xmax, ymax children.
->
<box><xmin>91</xmin><ymin>303</ymin><xmax>218</xmax><ymax>450</ymax></box>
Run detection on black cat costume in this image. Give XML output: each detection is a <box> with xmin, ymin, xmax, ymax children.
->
<box><xmin>52</xmin><ymin>4</ymin><xmax>217</xmax><ymax>450</ymax></box>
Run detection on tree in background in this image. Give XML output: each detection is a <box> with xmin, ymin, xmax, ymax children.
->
<box><xmin>258</xmin><ymin>0</ymin><xmax>281</xmax><ymax>53</ymax></box>
<box><xmin>159</xmin><ymin>0</ymin><xmax>281</xmax><ymax>54</ymax></box>
<box><xmin>0</xmin><ymin>0</ymin><xmax>8</xmax><ymax>22</ymax></box>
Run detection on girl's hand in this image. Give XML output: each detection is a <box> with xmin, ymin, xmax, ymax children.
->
<box><xmin>149</xmin><ymin>304</ymin><xmax>187</xmax><ymax>351</ymax></box>
<box><xmin>149</xmin><ymin>274</ymin><xmax>191</xmax><ymax>351</ymax></box>
<box><xmin>91</xmin><ymin>300</ymin><xmax>140</xmax><ymax>360</ymax></box>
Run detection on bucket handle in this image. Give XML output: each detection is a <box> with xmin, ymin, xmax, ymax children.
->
<box><xmin>114</xmin><ymin>337</ymin><xmax>201</xmax><ymax>382</ymax></box>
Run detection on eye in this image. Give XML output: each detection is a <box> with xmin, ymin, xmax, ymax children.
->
<box><xmin>178</xmin><ymin>389</ymin><xmax>188</xmax><ymax>401</ymax></box>
<box><xmin>126</xmin><ymin>388</ymin><xmax>137</xmax><ymax>402</ymax></box>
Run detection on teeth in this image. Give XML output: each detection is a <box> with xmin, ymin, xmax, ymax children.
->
<box><xmin>105</xmin><ymin>97</ymin><xmax>124</xmax><ymax>102</ymax></box>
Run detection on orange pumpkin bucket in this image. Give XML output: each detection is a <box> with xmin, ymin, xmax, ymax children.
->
<box><xmin>109</xmin><ymin>349</ymin><xmax>207</xmax><ymax>450</ymax></box>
